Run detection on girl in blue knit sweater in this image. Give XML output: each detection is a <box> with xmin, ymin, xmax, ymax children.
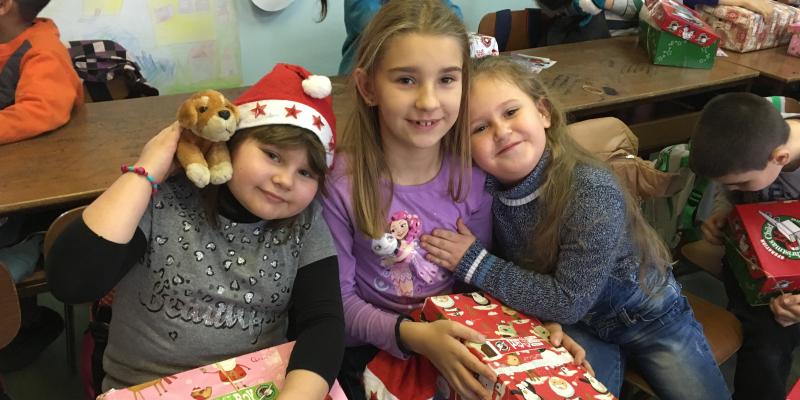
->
<box><xmin>421</xmin><ymin>56</ymin><xmax>729</xmax><ymax>400</ymax></box>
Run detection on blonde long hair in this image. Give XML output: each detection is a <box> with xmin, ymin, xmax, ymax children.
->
<box><xmin>472</xmin><ymin>57</ymin><xmax>670</xmax><ymax>292</ymax></box>
<box><xmin>341</xmin><ymin>0</ymin><xmax>472</xmax><ymax>239</ymax></box>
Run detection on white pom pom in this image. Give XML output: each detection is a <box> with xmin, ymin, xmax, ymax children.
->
<box><xmin>302</xmin><ymin>75</ymin><xmax>332</xmax><ymax>99</ymax></box>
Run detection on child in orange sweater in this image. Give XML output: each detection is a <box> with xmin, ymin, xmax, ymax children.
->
<box><xmin>0</xmin><ymin>0</ymin><xmax>82</xmax><ymax>145</ymax></box>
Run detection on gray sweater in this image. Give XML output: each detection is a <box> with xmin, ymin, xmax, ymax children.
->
<box><xmin>455</xmin><ymin>149</ymin><xmax>646</xmax><ymax>324</ymax></box>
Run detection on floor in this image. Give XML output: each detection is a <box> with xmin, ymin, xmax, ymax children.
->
<box><xmin>2</xmin><ymin>266</ymin><xmax>799</xmax><ymax>400</ymax></box>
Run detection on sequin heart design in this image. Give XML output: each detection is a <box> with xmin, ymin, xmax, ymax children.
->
<box><xmin>168</xmin><ymin>331</ymin><xmax>178</xmax><ymax>341</ymax></box>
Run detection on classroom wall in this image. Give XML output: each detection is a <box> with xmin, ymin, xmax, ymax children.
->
<box><xmin>237</xmin><ymin>1</ymin><xmax>535</xmax><ymax>84</ymax></box>
<box><xmin>45</xmin><ymin>1</ymin><xmax>535</xmax><ymax>93</ymax></box>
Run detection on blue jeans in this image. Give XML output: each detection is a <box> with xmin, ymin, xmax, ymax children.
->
<box><xmin>563</xmin><ymin>322</ymin><xmax>622</xmax><ymax>396</ymax></box>
<box><xmin>569</xmin><ymin>273</ymin><xmax>730</xmax><ymax>400</ymax></box>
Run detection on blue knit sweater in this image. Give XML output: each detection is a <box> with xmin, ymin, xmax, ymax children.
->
<box><xmin>455</xmin><ymin>149</ymin><xmax>645</xmax><ymax>324</ymax></box>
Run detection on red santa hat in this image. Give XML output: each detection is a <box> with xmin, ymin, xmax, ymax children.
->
<box><xmin>234</xmin><ymin>63</ymin><xmax>335</xmax><ymax>166</ymax></box>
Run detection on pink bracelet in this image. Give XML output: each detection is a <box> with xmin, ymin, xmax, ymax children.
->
<box><xmin>120</xmin><ymin>164</ymin><xmax>159</xmax><ymax>195</ymax></box>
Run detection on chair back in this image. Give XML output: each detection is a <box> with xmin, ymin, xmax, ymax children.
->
<box><xmin>0</xmin><ymin>262</ymin><xmax>20</xmax><ymax>349</ymax></box>
<box><xmin>44</xmin><ymin>206</ymin><xmax>87</xmax><ymax>259</ymax></box>
<box><xmin>478</xmin><ymin>9</ymin><xmax>545</xmax><ymax>51</ymax></box>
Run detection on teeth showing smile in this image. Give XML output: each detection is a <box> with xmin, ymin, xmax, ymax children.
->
<box><xmin>414</xmin><ymin>120</ymin><xmax>435</xmax><ymax>127</ymax></box>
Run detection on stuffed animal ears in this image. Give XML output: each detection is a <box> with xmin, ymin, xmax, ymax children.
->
<box><xmin>177</xmin><ymin>98</ymin><xmax>198</xmax><ymax>130</ymax></box>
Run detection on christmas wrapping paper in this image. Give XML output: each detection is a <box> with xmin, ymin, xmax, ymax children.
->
<box><xmin>644</xmin><ymin>0</ymin><xmax>719</xmax><ymax>46</ymax></box>
<box><xmin>421</xmin><ymin>293</ymin><xmax>616</xmax><ymax>400</ymax></box>
<box><xmin>98</xmin><ymin>341</ymin><xmax>348</xmax><ymax>400</ymax></box>
<box><xmin>638</xmin><ymin>0</ymin><xmax>718</xmax><ymax>68</ymax></box>
<box><xmin>789</xmin><ymin>22</ymin><xmax>800</xmax><ymax>57</ymax></box>
<box><xmin>469</xmin><ymin>33</ymin><xmax>499</xmax><ymax>59</ymax></box>
<box><xmin>725</xmin><ymin>201</ymin><xmax>800</xmax><ymax>305</ymax></box>
<box><xmin>697</xmin><ymin>1</ymin><xmax>800</xmax><ymax>52</ymax></box>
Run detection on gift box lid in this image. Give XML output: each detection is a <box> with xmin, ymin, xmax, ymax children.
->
<box><xmin>643</xmin><ymin>0</ymin><xmax>719</xmax><ymax>46</ymax></box>
<box><xmin>732</xmin><ymin>201</ymin><xmax>800</xmax><ymax>280</ymax></box>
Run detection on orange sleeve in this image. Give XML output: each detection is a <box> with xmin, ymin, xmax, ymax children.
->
<box><xmin>0</xmin><ymin>48</ymin><xmax>81</xmax><ymax>145</ymax></box>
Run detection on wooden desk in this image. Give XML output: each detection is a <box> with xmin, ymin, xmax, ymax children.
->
<box><xmin>0</xmin><ymin>84</ymin><xmax>355</xmax><ymax>215</ymax></box>
<box><xmin>719</xmin><ymin>46</ymin><xmax>799</xmax><ymax>84</ymax></box>
<box><xmin>0</xmin><ymin>38</ymin><xmax>759</xmax><ymax>215</ymax></box>
<box><xmin>514</xmin><ymin>36</ymin><xmax>760</xmax><ymax>116</ymax></box>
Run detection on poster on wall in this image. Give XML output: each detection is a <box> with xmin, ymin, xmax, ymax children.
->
<box><xmin>42</xmin><ymin>0</ymin><xmax>243</xmax><ymax>95</ymax></box>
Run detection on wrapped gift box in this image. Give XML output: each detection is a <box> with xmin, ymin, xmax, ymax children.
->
<box><xmin>469</xmin><ymin>33</ymin><xmax>499</xmax><ymax>59</ymax></box>
<box><xmin>789</xmin><ymin>22</ymin><xmax>800</xmax><ymax>57</ymax></box>
<box><xmin>644</xmin><ymin>0</ymin><xmax>719</xmax><ymax>46</ymax></box>
<box><xmin>421</xmin><ymin>293</ymin><xmax>616</xmax><ymax>400</ymax></box>
<box><xmin>99</xmin><ymin>341</ymin><xmax>348</xmax><ymax>400</ymax></box>
<box><xmin>724</xmin><ymin>201</ymin><xmax>800</xmax><ymax>305</ymax></box>
<box><xmin>638</xmin><ymin>0</ymin><xmax>718</xmax><ymax>69</ymax></box>
<box><xmin>697</xmin><ymin>1</ymin><xmax>800</xmax><ymax>52</ymax></box>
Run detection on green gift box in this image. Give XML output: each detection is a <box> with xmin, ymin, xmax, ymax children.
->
<box><xmin>724</xmin><ymin>238</ymin><xmax>774</xmax><ymax>306</ymax></box>
<box><xmin>639</xmin><ymin>20</ymin><xmax>718</xmax><ymax>69</ymax></box>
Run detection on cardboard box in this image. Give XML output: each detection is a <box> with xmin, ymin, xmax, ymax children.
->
<box><xmin>639</xmin><ymin>20</ymin><xmax>718</xmax><ymax>69</ymax></box>
<box><xmin>697</xmin><ymin>1</ymin><xmax>800</xmax><ymax>52</ymax></box>
<box><xmin>644</xmin><ymin>0</ymin><xmax>719</xmax><ymax>47</ymax></box>
<box><xmin>725</xmin><ymin>201</ymin><xmax>800</xmax><ymax>305</ymax></box>
<box><xmin>469</xmin><ymin>33</ymin><xmax>499</xmax><ymax>59</ymax></box>
<box><xmin>99</xmin><ymin>341</ymin><xmax>348</xmax><ymax>400</ymax></box>
<box><xmin>422</xmin><ymin>293</ymin><xmax>616</xmax><ymax>400</ymax></box>
<box><xmin>789</xmin><ymin>22</ymin><xmax>800</xmax><ymax>57</ymax></box>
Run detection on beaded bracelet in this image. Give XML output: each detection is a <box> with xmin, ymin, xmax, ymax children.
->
<box><xmin>120</xmin><ymin>164</ymin><xmax>159</xmax><ymax>195</ymax></box>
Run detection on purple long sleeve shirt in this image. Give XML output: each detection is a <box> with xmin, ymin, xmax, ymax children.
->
<box><xmin>321</xmin><ymin>156</ymin><xmax>493</xmax><ymax>357</ymax></box>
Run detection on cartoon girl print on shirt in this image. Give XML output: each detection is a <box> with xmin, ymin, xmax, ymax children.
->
<box><xmin>370</xmin><ymin>210</ymin><xmax>442</xmax><ymax>296</ymax></box>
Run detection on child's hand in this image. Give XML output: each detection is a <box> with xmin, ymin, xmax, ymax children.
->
<box><xmin>721</xmin><ymin>0</ymin><xmax>774</xmax><ymax>17</ymax></box>
<box><xmin>421</xmin><ymin>219</ymin><xmax>476</xmax><ymax>271</ymax></box>
<box><xmin>400</xmin><ymin>320</ymin><xmax>496</xmax><ymax>400</ymax></box>
<box><xmin>700</xmin><ymin>211</ymin><xmax>729</xmax><ymax>246</ymax></box>
<box><xmin>769</xmin><ymin>294</ymin><xmax>800</xmax><ymax>327</ymax></box>
<box><xmin>135</xmin><ymin>122</ymin><xmax>182</xmax><ymax>183</ymax></box>
<box><xmin>543</xmin><ymin>322</ymin><xmax>595</xmax><ymax>376</ymax></box>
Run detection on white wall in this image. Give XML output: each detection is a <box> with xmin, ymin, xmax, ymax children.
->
<box><xmin>237</xmin><ymin>1</ymin><xmax>535</xmax><ymax>84</ymax></box>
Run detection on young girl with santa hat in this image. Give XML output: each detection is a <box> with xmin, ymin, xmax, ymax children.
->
<box><xmin>46</xmin><ymin>63</ymin><xmax>343</xmax><ymax>400</ymax></box>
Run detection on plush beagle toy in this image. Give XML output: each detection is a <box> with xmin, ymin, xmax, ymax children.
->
<box><xmin>176</xmin><ymin>90</ymin><xmax>240</xmax><ymax>188</ymax></box>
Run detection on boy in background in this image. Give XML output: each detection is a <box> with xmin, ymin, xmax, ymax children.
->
<box><xmin>690</xmin><ymin>93</ymin><xmax>800</xmax><ymax>400</ymax></box>
<box><xmin>0</xmin><ymin>0</ymin><xmax>81</xmax><ymax>377</ymax></box>
<box><xmin>0</xmin><ymin>0</ymin><xmax>81</xmax><ymax>145</ymax></box>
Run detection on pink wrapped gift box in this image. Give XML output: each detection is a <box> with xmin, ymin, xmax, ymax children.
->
<box><xmin>469</xmin><ymin>33</ymin><xmax>499</xmax><ymax>59</ymax></box>
<box><xmin>697</xmin><ymin>1</ymin><xmax>800</xmax><ymax>52</ymax></box>
<box><xmin>98</xmin><ymin>341</ymin><xmax>347</xmax><ymax>400</ymax></box>
<box><xmin>789</xmin><ymin>22</ymin><xmax>800</xmax><ymax>57</ymax></box>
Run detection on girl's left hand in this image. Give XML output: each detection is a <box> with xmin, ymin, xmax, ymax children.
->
<box><xmin>421</xmin><ymin>218</ymin><xmax>476</xmax><ymax>271</ymax></box>
<box><xmin>769</xmin><ymin>294</ymin><xmax>800</xmax><ymax>327</ymax></box>
<box><xmin>543</xmin><ymin>322</ymin><xmax>595</xmax><ymax>376</ymax></box>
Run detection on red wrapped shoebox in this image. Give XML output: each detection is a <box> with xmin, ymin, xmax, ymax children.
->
<box><xmin>726</xmin><ymin>201</ymin><xmax>800</xmax><ymax>300</ymax></box>
<box><xmin>421</xmin><ymin>293</ymin><xmax>616</xmax><ymax>400</ymax></box>
<box><xmin>644</xmin><ymin>0</ymin><xmax>719</xmax><ymax>47</ymax></box>
<box><xmin>697</xmin><ymin>1</ymin><xmax>800</xmax><ymax>52</ymax></box>
<box><xmin>98</xmin><ymin>341</ymin><xmax>348</xmax><ymax>400</ymax></box>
